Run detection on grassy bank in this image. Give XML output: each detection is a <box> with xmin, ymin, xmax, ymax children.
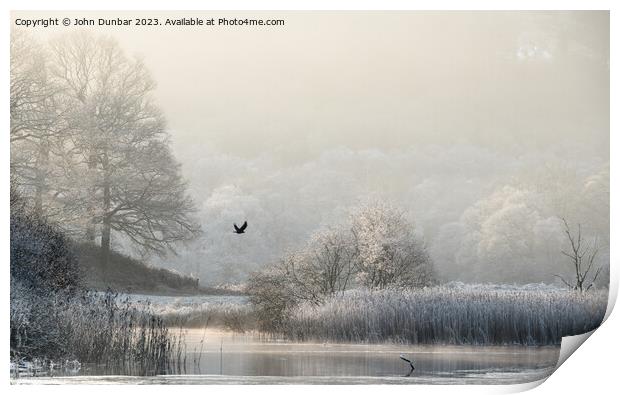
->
<box><xmin>75</xmin><ymin>243</ymin><xmax>204</xmax><ymax>295</ymax></box>
<box><xmin>279</xmin><ymin>285</ymin><xmax>607</xmax><ymax>345</ymax></box>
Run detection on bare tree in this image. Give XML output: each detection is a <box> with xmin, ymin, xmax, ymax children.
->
<box><xmin>555</xmin><ymin>218</ymin><xmax>602</xmax><ymax>292</ymax></box>
<box><xmin>276</xmin><ymin>252</ymin><xmax>325</xmax><ymax>307</ymax></box>
<box><xmin>46</xmin><ymin>32</ymin><xmax>200</xmax><ymax>272</ymax></box>
<box><xmin>10</xmin><ymin>30</ymin><xmax>70</xmax><ymax>217</ymax></box>
<box><xmin>106</xmin><ymin>139</ymin><xmax>200</xmax><ymax>257</ymax></box>
<box><xmin>10</xmin><ymin>30</ymin><xmax>56</xmax><ymax>145</ymax></box>
<box><xmin>300</xmin><ymin>228</ymin><xmax>355</xmax><ymax>296</ymax></box>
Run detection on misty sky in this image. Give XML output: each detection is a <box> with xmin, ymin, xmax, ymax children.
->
<box><xmin>13</xmin><ymin>11</ymin><xmax>610</xmax><ymax>284</ymax></box>
<box><xmin>17</xmin><ymin>11</ymin><xmax>609</xmax><ymax>155</ymax></box>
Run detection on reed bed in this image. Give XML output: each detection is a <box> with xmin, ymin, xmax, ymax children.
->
<box><xmin>62</xmin><ymin>292</ymin><xmax>186</xmax><ymax>374</ymax></box>
<box><xmin>282</xmin><ymin>285</ymin><xmax>608</xmax><ymax>345</ymax></box>
<box><xmin>11</xmin><ymin>285</ymin><xmax>185</xmax><ymax>376</ymax></box>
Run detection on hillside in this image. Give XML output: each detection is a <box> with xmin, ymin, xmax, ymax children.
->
<box><xmin>74</xmin><ymin>243</ymin><xmax>209</xmax><ymax>295</ymax></box>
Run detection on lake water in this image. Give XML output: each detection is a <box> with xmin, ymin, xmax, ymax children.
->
<box><xmin>14</xmin><ymin>328</ymin><xmax>560</xmax><ymax>385</ymax></box>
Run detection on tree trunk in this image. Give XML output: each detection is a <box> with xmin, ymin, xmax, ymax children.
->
<box><xmin>33</xmin><ymin>144</ymin><xmax>49</xmax><ymax>216</ymax></box>
<box><xmin>100</xmin><ymin>167</ymin><xmax>111</xmax><ymax>279</ymax></box>
<box><xmin>33</xmin><ymin>181</ymin><xmax>43</xmax><ymax>216</ymax></box>
<box><xmin>85</xmin><ymin>220</ymin><xmax>97</xmax><ymax>242</ymax></box>
<box><xmin>101</xmin><ymin>219</ymin><xmax>111</xmax><ymax>280</ymax></box>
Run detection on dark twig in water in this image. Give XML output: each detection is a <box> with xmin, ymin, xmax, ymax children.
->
<box><xmin>400</xmin><ymin>354</ymin><xmax>415</xmax><ymax>377</ymax></box>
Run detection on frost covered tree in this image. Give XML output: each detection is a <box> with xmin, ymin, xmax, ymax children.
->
<box><xmin>432</xmin><ymin>168</ymin><xmax>609</xmax><ymax>285</ymax></box>
<box><xmin>10</xmin><ymin>31</ymin><xmax>70</xmax><ymax>218</ymax></box>
<box><xmin>452</xmin><ymin>186</ymin><xmax>564</xmax><ymax>283</ymax></box>
<box><xmin>350</xmin><ymin>201</ymin><xmax>433</xmax><ymax>289</ymax></box>
<box><xmin>44</xmin><ymin>32</ymin><xmax>200</xmax><ymax>271</ymax></box>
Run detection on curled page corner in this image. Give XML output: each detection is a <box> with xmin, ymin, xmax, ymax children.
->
<box><xmin>503</xmin><ymin>377</ymin><xmax>549</xmax><ymax>394</ymax></box>
<box><xmin>513</xmin><ymin>288</ymin><xmax>616</xmax><ymax>393</ymax></box>
<box><xmin>555</xmin><ymin>329</ymin><xmax>596</xmax><ymax>370</ymax></box>
<box><xmin>552</xmin><ymin>285</ymin><xmax>617</xmax><ymax>371</ymax></box>
<box><xmin>501</xmin><ymin>329</ymin><xmax>599</xmax><ymax>394</ymax></box>
<box><xmin>554</xmin><ymin>283</ymin><xmax>619</xmax><ymax>370</ymax></box>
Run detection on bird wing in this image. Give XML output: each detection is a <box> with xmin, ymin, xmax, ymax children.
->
<box><xmin>240</xmin><ymin>221</ymin><xmax>248</xmax><ymax>231</ymax></box>
<box><xmin>234</xmin><ymin>224</ymin><xmax>240</xmax><ymax>232</ymax></box>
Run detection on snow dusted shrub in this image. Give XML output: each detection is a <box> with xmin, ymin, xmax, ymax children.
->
<box><xmin>282</xmin><ymin>285</ymin><xmax>607</xmax><ymax>345</ymax></box>
<box><xmin>10</xmin><ymin>187</ymin><xmax>82</xmax><ymax>360</ymax></box>
<box><xmin>246</xmin><ymin>265</ymin><xmax>298</xmax><ymax>331</ymax></box>
<box><xmin>350</xmin><ymin>201</ymin><xmax>434</xmax><ymax>289</ymax></box>
<box><xmin>10</xmin><ymin>194</ymin><xmax>79</xmax><ymax>291</ymax></box>
<box><xmin>246</xmin><ymin>244</ymin><xmax>351</xmax><ymax>332</ymax></box>
<box><xmin>11</xmin><ymin>280</ymin><xmax>88</xmax><ymax>360</ymax></box>
<box><xmin>10</xmin><ymin>279</ymin><xmax>59</xmax><ymax>359</ymax></box>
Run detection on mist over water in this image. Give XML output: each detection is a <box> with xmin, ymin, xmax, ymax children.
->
<box><xmin>177</xmin><ymin>329</ymin><xmax>559</xmax><ymax>379</ymax></box>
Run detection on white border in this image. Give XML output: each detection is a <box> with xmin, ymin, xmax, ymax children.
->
<box><xmin>2</xmin><ymin>1</ymin><xmax>616</xmax><ymax>395</ymax></box>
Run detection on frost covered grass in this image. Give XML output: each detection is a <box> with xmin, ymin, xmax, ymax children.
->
<box><xmin>11</xmin><ymin>284</ymin><xmax>185</xmax><ymax>376</ymax></box>
<box><xmin>281</xmin><ymin>284</ymin><xmax>607</xmax><ymax>345</ymax></box>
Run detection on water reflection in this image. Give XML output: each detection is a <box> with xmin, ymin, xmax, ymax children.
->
<box><xmin>76</xmin><ymin>329</ymin><xmax>559</xmax><ymax>380</ymax></box>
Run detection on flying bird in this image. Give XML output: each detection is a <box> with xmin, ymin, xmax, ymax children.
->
<box><xmin>400</xmin><ymin>354</ymin><xmax>415</xmax><ymax>377</ymax></box>
<box><xmin>233</xmin><ymin>221</ymin><xmax>248</xmax><ymax>234</ymax></box>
